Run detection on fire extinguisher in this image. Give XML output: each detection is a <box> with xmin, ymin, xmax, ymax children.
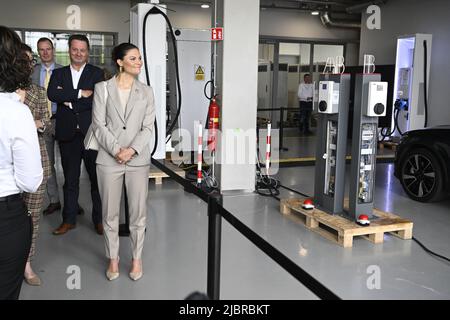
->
<box><xmin>207</xmin><ymin>95</ymin><xmax>220</xmax><ymax>152</ymax></box>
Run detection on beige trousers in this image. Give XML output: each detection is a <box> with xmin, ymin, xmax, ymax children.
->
<box><xmin>97</xmin><ymin>164</ymin><xmax>149</xmax><ymax>260</ymax></box>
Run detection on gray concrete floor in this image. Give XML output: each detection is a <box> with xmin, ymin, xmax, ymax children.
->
<box><xmin>19</xmin><ymin>155</ymin><xmax>450</xmax><ymax>300</ymax></box>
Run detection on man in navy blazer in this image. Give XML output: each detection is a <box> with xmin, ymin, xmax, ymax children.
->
<box><xmin>47</xmin><ymin>34</ymin><xmax>104</xmax><ymax>235</ymax></box>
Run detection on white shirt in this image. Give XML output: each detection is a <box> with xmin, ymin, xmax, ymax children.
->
<box><xmin>69</xmin><ymin>63</ymin><xmax>86</xmax><ymax>127</ymax></box>
<box><xmin>298</xmin><ymin>83</ymin><xmax>314</xmax><ymax>102</ymax></box>
<box><xmin>70</xmin><ymin>63</ymin><xmax>86</xmax><ymax>94</ymax></box>
<box><xmin>0</xmin><ymin>92</ymin><xmax>43</xmax><ymax>197</ymax></box>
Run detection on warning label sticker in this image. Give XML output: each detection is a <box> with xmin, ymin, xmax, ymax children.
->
<box><xmin>195</xmin><ymin>65</ymin><xmax>205</xmax><ymax>81</ymax></box>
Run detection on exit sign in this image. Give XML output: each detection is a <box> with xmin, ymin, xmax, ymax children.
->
<box><xmin>211</xmin><ymin>27</ymin><xmax>223</xmax><ymax>41</ymax></box>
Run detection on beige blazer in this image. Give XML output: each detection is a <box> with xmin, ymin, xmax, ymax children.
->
<box><xmin>92</xmin><ymin>77</ymin><xmax>155</xmax><ymax>166</ymax></box>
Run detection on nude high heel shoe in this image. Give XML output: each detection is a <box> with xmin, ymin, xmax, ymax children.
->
<box><xmin>129</xmin><ymin>270</ymin><xmax>142</xmax><ymax>281</ymax></box>
<box><xmin>129</xmin><ymin>260</ymin><xmax>143</xmax><ymax>281</ymax></box>
<box><xmin>106</xmin><ymin>258</ymin><xmax>120</xmax><ymax>281</ymax></box>
<box><xmin>106</xmin><ymin>270</ymin><xmax>119</xmax><ymax>281</ymax></box>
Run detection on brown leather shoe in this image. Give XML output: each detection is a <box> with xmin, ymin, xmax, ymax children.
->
<box><xmin>95</xmin><ymin>223</ymin><xmax>104</xmax><ymax>235</ymax></box>
<box><xmin>43</xmin><ymin>202</ymin><xmax>62</xmax><ymax>216</ymax></box>
<box><xmin>53</xmin><ymin>223</ymin><xmax>76</xmax><ymax>235</ymax></box>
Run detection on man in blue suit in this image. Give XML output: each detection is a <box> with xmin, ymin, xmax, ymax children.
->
<box><xmin>47</xmin><ymin>34</ymin><xmax>104</xmax><ymax>235</ymax></box>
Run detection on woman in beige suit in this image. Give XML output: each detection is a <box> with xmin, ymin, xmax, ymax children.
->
<box><xmin>91</xmin><ymin>43</ymin><xmax>155</xmax><ymax>281</ymax></box>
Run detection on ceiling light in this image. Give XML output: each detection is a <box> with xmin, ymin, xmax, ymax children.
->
<box><xmin>311</xmin><ymin>11</ymin><xmax>320</xmax><ymax>16</ymax></box>
<box><xmin>201</xmin><ymin>4</ymin><xmax>210</xmax><ymax>9</ymax></box>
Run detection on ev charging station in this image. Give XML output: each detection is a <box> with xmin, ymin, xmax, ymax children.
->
<box><xmin>348</xmin><ymin>74</ymin><xmax>388</xmax><ymax>220</ymax></box>
<box><xmin>392</xmin><ymin>34</ymin><xmax>432</xmax><ymax>137</ymax></box>
<box><xmin>314</xmin><ymin>74</ymin><xmax>350</xmax><ymax>215</ymax></box>
<box><xmin>130</xmin><ymin>0</ymin><xmax>259</xmax><ymax>193</ymax></box>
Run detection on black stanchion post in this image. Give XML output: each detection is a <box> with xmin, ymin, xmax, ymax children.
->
<box><xmin>207</xmin><ymin>194</ymin><xmax>222</xmax><ymax>300</ymax></box>
<box><xmin>280</xmin><ymin>107</ymin><xmax>288</xmax><ymax>151</ymax></box>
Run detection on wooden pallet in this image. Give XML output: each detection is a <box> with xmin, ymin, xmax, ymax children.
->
<box><xmin>280</xmin><ymin>198</ymin><xmax>413</xmax><ymax>248</ymax></box>
<box><xmin>378</xmin><ymin>141</ymin><xmax>398</xmax><ymax>151</ymax></box>
<box><xmin>149</xmin><ymin>161</ymin><xmax>186</xmax><ymax>185</ymax></box>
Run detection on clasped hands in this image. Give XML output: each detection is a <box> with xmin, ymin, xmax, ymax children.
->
<box><xmin>115</xmin><ymin>147</ymin><xmax>136</xmax><ymax>165</ymax></box>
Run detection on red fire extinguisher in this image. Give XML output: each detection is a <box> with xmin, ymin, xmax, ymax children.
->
<box><xmin>207</xmin><ymin>96</ymin><xmax>220</xmax><ymax>152</ymax></box>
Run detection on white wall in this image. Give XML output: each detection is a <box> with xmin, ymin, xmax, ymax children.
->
<box><xmin>359</xmin><ymin>0</ymin><xmax>450</xmax><ymax>126</ymax></box>
<box><xmin>0</xmin><ymin>0</ymin><xmax>130</xmax><ymax>43</ymax></box>
<box><xmin>168</xmin><ymin>4</ymin><xmax>359</xmax><ymax>72</ymax></box>
<box><xmin>313</xmin><ymin>44</ymin><xmax>344</xmax><ymax>63</ymax></box>
<box><xmin>166</xmin><ymin>4</ymin><xmax>360</xmax><ymax>41</ymax></box>
<box><xmin>345</xmin><ymin>42</ymin><xmax>359</xmax><ymax>66</ymax></box>
<box><xmin>260</xmin><ymin>9</ymin><xmax>360</xmax><ymax>41</ymax></box>
<box><xmin>167</xmin><ymin>4</ymin><xmax>211</xmax><ymax>29</ymax></box>
<box><xmin>280</xmin><ymin>43</ymin><xmax>300</xmax><ymax>55</ymax></box>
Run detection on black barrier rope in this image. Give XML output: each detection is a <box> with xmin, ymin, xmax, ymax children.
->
<box><xmin>151</xmin><ymin>158</ymin><xmax>341</xmax><ymax>300</ymax></box>
<box><xmin>152</xmin><ymin>159</ymin><xmax>209</xmax><ymax>202</ymax></box>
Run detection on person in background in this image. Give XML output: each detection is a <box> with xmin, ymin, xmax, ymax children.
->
<box><xmin>47</xmin><ymin>34</ymin><xmax>104</xmax><ymax>236</ymax></box>
<box><xmin>31</xmin><ymin>38</ymin><xmax>63</xmax><ymax>216</ymax></box>
<box><xmin>297</xmin><ymin>73</ymin><xmax>314</xmax><ymax>135</ymax></box>
<box><xmin>21</xmin><ymin>43</ymin><xmax>52</xmax><ymax>287</ymax></box>
<box><xmin>91</xmin><ymin>43</ymin><xmax>155</xmax><ymax>281</ymax></box>
<box><xmin>0</xmin><ymin>25</ymin><xmax>43</xmax><ymax>300</ymax></box>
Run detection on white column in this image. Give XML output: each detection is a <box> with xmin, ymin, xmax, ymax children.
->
<box><xmin>214</xmin><ymin>0</ymin><xmax>260</xmax><ymax>193</ymax></box>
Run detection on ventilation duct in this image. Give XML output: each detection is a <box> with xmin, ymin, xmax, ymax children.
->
<box><xmin>320</xmin><ymin>12</ymin><xmax>361</xmax><ymax>29</ymax></box>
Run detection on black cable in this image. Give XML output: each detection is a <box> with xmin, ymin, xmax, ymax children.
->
<box><xmin>413</xmin><ymin>237</ymin><xmax>450</xmax><ymax>263</ymax></box>
<box><xmin>269</xmin><ymin>188</ymin><xmax>281</xmax><ymax>201</ymax></box>
<box><xmin>279</xmin><ymin>184</ymin><xmax>311</xmax><ymax>198</ymax></box>
<box><xmin>256</xmin><ymin>187</ymin><xmax>281</xmax><ymax>201</ymax></box>
<box><xmin>256</xmin><ymin>175</ymin><xmax>281</xmax><ymax>199</ymax></box>
<box><xmin>204</xmin><ymin>80</ymin><xmax>214</xmax><ymax>129</ymax></box>
<box><xmin>380</xmin><ymin>108</ymin><xmax>398</xmax><ymax>141</ymax></box>
<box><xmin>423</xmin><ymin>40</ymin><xmax>428</xmax><ymax>128</ymax></box>
<box><xmin>204</xmin><ymin>79</ymin><xmax>214</xmax><ymax>101</ymax></box>
<box><xmin>380</xmin><ymin>99</ymin><xmax>407</xmax><ymax>140</ymax></box>
<box><xmin>394</xmin><ymin>106</ymin><xmax>404</xmax><ymax>136</ymax></box>
<box><xmin>151</xmin><ymin>119</ymin><xmax>158</xmax><ymax>156</ymax></box>
<box><xmin>277</xmin><ymin>186</ymin><xmax>450</xmax><ymax>265</ymax></box>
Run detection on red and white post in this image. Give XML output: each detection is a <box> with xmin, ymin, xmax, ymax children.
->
<box><xmin>265</xmin><ymin>122</ymin><xmax>271</xmax><ymax>176</ymax></box>
<box><xmin>197</xmin><ymin>123</ymin><xmax>203</xmax><ymax>185</ymax></box>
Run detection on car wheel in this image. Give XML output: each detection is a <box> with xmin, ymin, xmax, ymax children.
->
<box><xmin>400</xmin><ymin>148</ymin><xmax>445</xmax><ymax>202</ymax></box>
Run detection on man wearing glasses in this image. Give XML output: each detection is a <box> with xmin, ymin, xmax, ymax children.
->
<box><xmin>32</xmin><ymin>38</ymin><xmax>63</xmax><ymax>217</ymax></box>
